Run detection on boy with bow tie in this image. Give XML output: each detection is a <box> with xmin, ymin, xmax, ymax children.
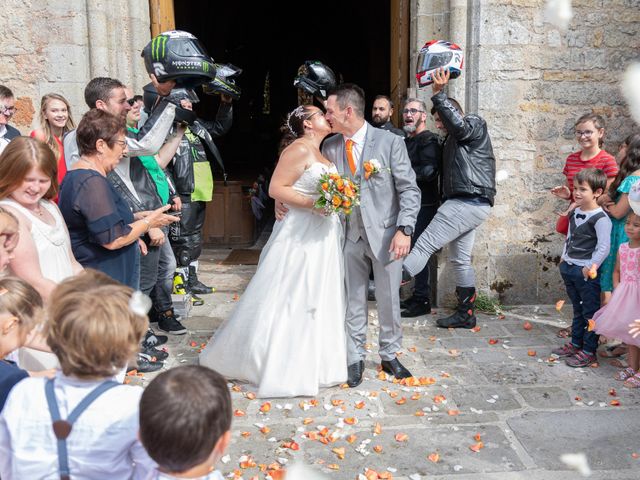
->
<box><xmin>552</xmin><ymin>168</ymin><xmax>612</xmax><ymax>368</ymax></box>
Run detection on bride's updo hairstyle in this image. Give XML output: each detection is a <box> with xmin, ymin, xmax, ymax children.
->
<box><xmin>278</xmin><ymin>105</ymin><xmax>316</xmax><ymax>153</ymax></box>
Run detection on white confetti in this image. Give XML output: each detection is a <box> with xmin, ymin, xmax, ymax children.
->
<box><xmin>128</xmin><ymin>291</ymin><xmax>152</xmax><ymax>316</ymax></box>
<box><xmin>409</xmin><ymin>475</ymin><xmax>422</xmax><ymax>480</ymax></box>
<box><xmin>495</xmin><ymin>169</ymin><xmax>509</xmax><ymax>182</ymax></box>
<box><xmin>544</xmin><ymin>0</ymin><xmax>573</xmax><ymax>30</ymax></box>
<box><xmin>560</xmin><ymin>452</ymin><xmax>592</xmax><ymax>477</ymax></box>
<box><xmin>453</xmin><ymin>465</ymin><xmax>464</xmax><ymax>472</ymax></box>
<box><xmin>487</xmin><ymin>398</ymin><xmax>496</xmax><ymax>404</ymax></box>
<box><xmin>622</xmin><ymin>63</ymin><xmax>640</xmax><ymax>125</ymax></box>
<box><xmin>221</xmin><ymin>454</ymin><xmax>230</xmax><ymax>464</ymax></box>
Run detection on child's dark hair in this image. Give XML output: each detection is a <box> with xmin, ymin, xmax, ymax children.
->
<box><xmin>574</xmin><ymin>168</ymin><xmax>607</xmax><ymax>193</ymax></box>
<box><xmin>139</xmin><ymin>366</ymin><xmax>232</xmax><ymax>473</ymax></box>
<box><xmin>609</xmin><ymin>136</ymin><xmax>640</xmax><ymax>197</ymax></box>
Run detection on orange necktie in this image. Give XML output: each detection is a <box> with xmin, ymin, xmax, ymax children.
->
<box><xmin>345</xmin><ymin>139</ymin><xmax>356</xmax><ymax>175</ymax></box>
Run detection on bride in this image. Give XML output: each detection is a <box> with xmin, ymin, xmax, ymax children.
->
<box><xmin>199</xmin><ymin>105</ymin><xmax>347</xmax><ymax>397</ymax></box>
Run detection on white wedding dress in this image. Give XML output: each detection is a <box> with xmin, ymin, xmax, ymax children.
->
<box><xmin>199</xmin><ymin>162</ymin><xmax>347</xmax><ymax>397</ymax></box>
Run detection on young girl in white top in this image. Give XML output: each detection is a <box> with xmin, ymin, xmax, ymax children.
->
<box><xmin>0</xmin><ymin>269</ymin><xmax>155</xmax><ymax>480</ymax></box>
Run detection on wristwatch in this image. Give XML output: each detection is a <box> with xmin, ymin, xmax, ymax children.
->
<box><xmin>398</xmin><ymin>225</ymin><xmax>414</xmax><ymax>236</ymax></box>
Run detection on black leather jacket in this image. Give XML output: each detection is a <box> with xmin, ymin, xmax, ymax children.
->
<box><xmin>433</xmin><ymin>91</ymin><xmax>496</xmax><ymax>206</ymax></box>
<box><xmin>404</xmin><ymin>130</ymin><xmax>441</xmax><ymax>206</ymax></box>
<box><xmin>167</xmin><ymin>103</ymin><xmax>232</xmax><ymax>197</ymax></box>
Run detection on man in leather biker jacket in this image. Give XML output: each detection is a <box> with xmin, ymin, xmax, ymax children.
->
<box><xmin>403</xmin><ymin>67</ymin><xmax>496</xmax><ymax>330</ymax></box>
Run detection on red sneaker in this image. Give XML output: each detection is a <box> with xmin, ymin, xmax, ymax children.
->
<box><xmin>565</xmin><ymin>351</ymin><xmax>597</xmax><ymax>368</ymax></box>
<box><xmin>551</xmin><ymin>343</ymin><xmax>580</xmax><ymax>357</ymax></box>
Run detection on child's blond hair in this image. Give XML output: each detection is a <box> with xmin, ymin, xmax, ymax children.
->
<box><xmin>46</xmin><ymin>269</ymin><xmax>148</xmax><ymax>379</ymax></box>
<box><xmin>0</xmin><ymin>277</ymin><xmax>44</xmax><ymax>343</ymax></box>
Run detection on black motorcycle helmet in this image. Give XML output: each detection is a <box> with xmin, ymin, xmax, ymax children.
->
<box><xmin>142</xmin><ymin>83</ymin><xmax>198</xmax><ymax>125</ymax></box>
<box><xmin>293</xmin><ymin>61</ymin><xmax>336</xmax><ymax>100</ymax></box>
<box><xmin>141</xmin><ymin>30</ymin><xmax>216</xmax><ymax>89</ymax></box>
<box><xmin>202</xmin><ymin>63</ymin><xmax>242</xmax><ymax>100</ymax></box>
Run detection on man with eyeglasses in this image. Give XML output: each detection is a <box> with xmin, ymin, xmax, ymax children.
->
<box><xmin>400</xmin><ymin>98</ymin><xmax>442</xmax><ymax>317</ymax></box>
<box><xmin>0</xmin><ymin>85</ymin><xmax>20</xmax><ymax>155</ymax></box>
<box><xmin>403</xmin><ymin>68</ymin><xmax>496</xmax><ymax>330</ymax></box>
<box><xmin>371</xmin><ymin>95</ymin><xmax>405</xmax><ymax>137</ymax></box>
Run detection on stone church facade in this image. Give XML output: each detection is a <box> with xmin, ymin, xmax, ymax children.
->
<box><xmin>2</xmin><ymin>0</ymin><xmax>638</xmax><ymax>304</ymax></box>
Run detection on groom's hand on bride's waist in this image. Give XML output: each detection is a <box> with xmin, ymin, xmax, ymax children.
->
<box><xmin>275</xmin><ymin>201</ymin><xmax>289</xmax><ymax>221</ymax></box>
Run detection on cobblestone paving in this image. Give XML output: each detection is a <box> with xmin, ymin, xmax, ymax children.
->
<box><xmin>133</xmin><ymin>249</ymin><xmax>640</xmax><ymax>480</ymax></box>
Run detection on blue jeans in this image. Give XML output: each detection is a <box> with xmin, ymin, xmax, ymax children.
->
<box><xmin>140</xmin><ymin>234</ymin><xmax>177</xmax><ymax>312</ymax></box>
<box><xmin>559</xmin><ymin>262</ymin><xmax>601</xmax><ymax>355</ymax></box>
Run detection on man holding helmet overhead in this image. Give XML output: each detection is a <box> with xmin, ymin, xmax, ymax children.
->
<box><xmin>403</xmin><ymin>40</ymin><xmax>496</xmax><ymax>331</ymax></box>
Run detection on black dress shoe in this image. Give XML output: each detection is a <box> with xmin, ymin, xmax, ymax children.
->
<box><xmin>380</xmin><ymin>358</ymin><xmax>412</xmax><ymax>379</ymax></box>
<box><xmin>401</xmin><ymin>300</ymin><xmax>432</xmax><ymax>318</ymax></box>
<box><xmin>347</xmin><ymin>360</ymin><xmax>365</xmax><ymax>388</ymax></box>
<box><xmin>400</xmin><ymin>297</ymin><xmax>419</xmax><ymax>309</ymax></box>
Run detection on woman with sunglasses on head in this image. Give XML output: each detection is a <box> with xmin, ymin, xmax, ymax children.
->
<box><xmin>30</xmin><ymin>93</ymin><xmax>76</xmax><ymax>186</ymax></box>
<box><xmin>58</xmin><ymin>109</ymin><xmax>177</xmax><ymax>290</ymax></box>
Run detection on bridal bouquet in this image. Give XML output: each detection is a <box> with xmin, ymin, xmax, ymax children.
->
<box><xmin>315</xmin><ymin>173</ymin><xmax>360</xmax><ymax>215</ymax></box>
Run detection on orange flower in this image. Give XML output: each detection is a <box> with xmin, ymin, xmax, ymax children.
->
<box><xmin>336</xmin><ymin>179</ymin><xmax>345</xmax><ymax>191</ymax></box>
<box><xmin>342</xmin><ymin>199</ymin><xmax>352</xmax><ymax>208</ymax></box>
<box><xmin>364</xmin><ymin>162</ymin><xmax>374</xmax><ymax>173</ymax></box>
<box><xmin>364</xmin><ymin>171</ymin><xmax>372</xmax><ymax>180</ymax></box>
<box><xmin>332</xmin><ymin>195</ymin><xmax>342</xmax><ymax>207</ymax></box>
<box><xmin>321</xmin><ymin>182</ymin><xmax>329</xmax><ymax>191</ymax></box>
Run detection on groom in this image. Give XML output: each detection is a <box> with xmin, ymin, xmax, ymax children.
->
<box><xmin>323</xmin><ymin>84</ymin><xmax>421</xmax><ymax>387</ymax></box>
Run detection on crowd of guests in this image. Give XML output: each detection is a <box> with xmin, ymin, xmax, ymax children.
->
<box><xmin>0</xmin><ymin>77</ymin><xmax>233</xmax><ymax>374</ymax></box>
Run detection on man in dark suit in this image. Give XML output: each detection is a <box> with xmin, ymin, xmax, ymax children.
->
<box><xmin>0</xmin><ymin>86</ymin><xmax>20</xmax><ymax>155</ymax></box>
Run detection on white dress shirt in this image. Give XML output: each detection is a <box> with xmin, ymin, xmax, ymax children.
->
<box><xmin>0</xmin><ymin>371</ymin><xmax>155</xmax><ymax>480</ymax></box>
<box><xmin>345</xmin><ymin>122</ymin><xmax>368</xmax><ymax>172</ymax></box>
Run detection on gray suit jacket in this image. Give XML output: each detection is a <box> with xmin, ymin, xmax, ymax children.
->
<box><xmin>322</xmin><ymin>123</ymin><xmax>421</xmax><ymax>263</ymax></box>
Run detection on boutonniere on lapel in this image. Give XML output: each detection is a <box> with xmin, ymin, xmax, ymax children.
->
<box><xmin>363</xmin><ymin>159</ymin><xmax>389</xmax><ymax>180</ymax></box>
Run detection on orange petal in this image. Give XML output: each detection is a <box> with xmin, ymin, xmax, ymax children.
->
<box><xmin>609</xmin><ymin>388</ymin><xmax>617</xmax><ymax>396</ymax></box>
<box><xmin>364</xmin><ymin>469</ymin><xmax>379</xmax><ymax>480</ymax></box>
<box><xmin>408</xmin><ymin>346</ymin><xmax>417</xmax><ymax>352</ymax></box>
<box><xmin>428</xmin><ymin>452</ymin><xmax>440</xmax><ymax>463</ymax></box>
<box><xmin>344</xmin><ymin>417</ymin><xmax>357</xmax><ymax>425</ymax></box>
<box><xmin>373</xmin><ymin>445</ymin><xmax>383</xmax><ymax>453</ymax></box>
<box><xmin>245</xmin><ymin>392</ymin><xmax>256</xmax><ymax>400</ymax></box>
<box><xmin>331</xmin><ymin>399</ymin><xmax>344</xmax><ymax>406</ymax></box>
<box><xmin>346</xmin><ymin>434</ymin><xmax>357</xmax><ymax>444</ymax></box>
<box><xmin>232</xmin><ymin>293</ymin><xmax>239</xmax><ymax>301</ymax></box>
<box><xmin>447</xmin><ymin>409</ymin><xmax>460</xmax><ymax>416</ymax></box>
<box><xmin>327</xmin><ymin>464</ymin><xmax>340</xmax><ymax>470</ymax></box>
<box><xmin>259</xmin><ymin>426</ymin><xmax>271</xmax><ymax>434</ymax></box>
<box><xmin>394</xmin><ymin>432</ymin><xmax>409</xmax><ymax>442</ymax></box>
<box><xmin>411</xmin><ymin>393</ymin><xmax>421</xmax><ymax>401</ymax></box>
<box><xmin>395</xmin><ymin>397</ymin><xmax>407</xmax><ymax>405</ymax></box>
<box><xmin>282</xmin><ymin>441</ymin><xmax>300</xmax><ymax>450</ymax></box>
<box><xmin>241</xmin><ymin>431</ymin><xmax>251</xmax><ymax>438</ymax></box>
<box><xmin>377</xmin><ymin>371</ymin><xmax>388</xmax><ymax>381</ymax></box>
<box><xmin>302</xmin><ymin>417</ymin><xmax>314</xmax><ymax>425</ymax></box>
<box><xmin>126</xmin><ymin>369</ymin><xmax>138</xmax><ymax>376</ymax></box>
<box><xmin>471</xmin><ymin>326</ymin><xmax>481</xmax><ymax>333</ymax></box>
<box><xmin>469</xmin><ymin>441</ymin><xmax>484</xmax><ymax>452</ymax></box>
<box><xmin>523</xmin><ymin>321</ymin><xmax>533</xmax><ymax>330</ymax></box>
<box><xmin>433</xmin><ymin>394</ymin><xmax>446</xmax><ymax>403</ymax></box>
<box><xmin>528</xmin><ymin>350</ymin><xmax>537</xmax><ymax>356</ymax></box>
<box><xmin>373</xmin><ymin>423</ymin><xmax>382</xmax><ymax>435</ymax></box>
<box><xmin>610</xmin><ymin>399</ymin><xmax>621</xmax><ymax>406</ymax></box>
<box><xmin>259</xmin><ymin>402</ymin><xmax>271</xmax><ymax>413</ymax></box>
<box><xmin>355</xmin><ymin>401</ymin><xmax>366</xmax><ymax>409</ymax></box>
<box><xmin>474</xmin><ymin>433</ymin><xmax>482</xmax><ymax>442</ymax></box>
<box><xmin>420</xmin><ymin>377</ymin><xmax>437</xmax><ymax>385</ymax></box>
<box><xmin>332</xmin><ymin>447</ymin><xmax>346</xmax><ymax>459</ymax></box>
<box><xmin>587</xmin><ymin>319</ymin><xmax>596</xmax><ymax>332</ymax></box>
<box><xmin>414</xmin><ymin>410</ymin><xmax>426</xmax><ymax>417</ymax></box>
<box><xmin>555</xmin><ymin>300</ymin><xmax>565</xmax><ymax>311</ymax></box>
<box><xmin>234</xmin><ymin>409</ymin><xmax>246</xmax><ymax>417</ymax></box>
<box><xmin>488</xmin><ymin>338</ymin><xmax>499</xmax><ymax>345</ymax></box>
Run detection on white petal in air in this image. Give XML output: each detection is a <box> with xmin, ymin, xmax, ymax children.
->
<box><xmin>622</xmin><ymin>63</ymin><xmax>640</xmax><ymax>125</ymax></box>
<box><xmin>495</xmin><ymin>169</ymin><xmax>509</xmax><ymax>183</ymax></box>
<box><xmin>544</xmin><ymin>0</ymin><xmax>573</xmax><ymax>30</ymax></box>
<box><xmin>129</xmin><ymin>291</ymin><xmax>152</xmax><ymax>316</ymax></box>
<box><xmin>560</xmin><ymin>452</ymin><xmax>592</xmax><ymax>477</ymax></box>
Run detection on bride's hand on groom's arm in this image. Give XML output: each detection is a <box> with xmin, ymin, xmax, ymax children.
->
<box><xmin>275</xmin><ymin>201</ymin><xmax>289</xmax><ymax>221</ymax></box>
<box><xmin>389</xmin><ymin>231</ymin><xmax>412</xmax><ymax>260</ymax></box>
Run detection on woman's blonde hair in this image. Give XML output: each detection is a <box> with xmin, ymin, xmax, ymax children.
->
<box><xmin>0</xmin><ymin>277</ymin><xmax>44</xmax><ymax>343</ymax></box>
<box><xmin>38</xmin><ymin>93</ymin><xmax>75</xmax><ymax>159</ymax></box>
<box><xmin>0</xmin><ymin>136</ymin><xmax>58</xmax><ymax>200</ymax></box>
<box><xmin>46</xmin><ymin>269</ymin><xmax>148</xmax><ymax>379</ymax></box>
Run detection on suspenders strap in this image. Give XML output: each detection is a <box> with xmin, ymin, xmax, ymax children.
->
<box><xmin>45</xmin><ymin>378</ymin><xmax>120</xmax><ymax>480</ymax></box>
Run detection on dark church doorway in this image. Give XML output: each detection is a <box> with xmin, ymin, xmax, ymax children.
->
<box><xmin>174</xmin><ymin>1</ymin><xmax>391</xmax><ymax>183</ymax></box>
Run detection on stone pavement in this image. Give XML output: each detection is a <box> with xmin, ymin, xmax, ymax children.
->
<box><xmin>133</xmin><ymin>248</ymin><xmax>640</xmax><ymax>480</ymax></box>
